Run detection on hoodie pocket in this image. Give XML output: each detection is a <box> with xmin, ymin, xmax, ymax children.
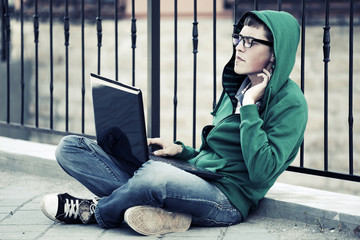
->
<box><xmin>189</xmin><ymin>151</ymin><xmax>227</xmax><ymax>173</ymax></box>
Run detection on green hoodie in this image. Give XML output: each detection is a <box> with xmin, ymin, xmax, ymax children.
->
<box><xmin>175</xmin><ymin>10</ymin><xmax>308</xmax><ymax>220</ymax></box>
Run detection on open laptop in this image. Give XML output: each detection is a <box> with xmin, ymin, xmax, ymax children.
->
<box><xmin>90</xmin><ymin>73</ymin><xmax>223</xmax><ymax>180</ymax></box>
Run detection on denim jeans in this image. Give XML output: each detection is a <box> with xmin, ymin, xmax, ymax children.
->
<box><xmin>55</xmin><ymin>135</ymin><xmax>242</xmax><ymax>229</ymax></box>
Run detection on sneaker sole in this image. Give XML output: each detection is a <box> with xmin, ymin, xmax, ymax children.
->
<box><xmin>124</xmin><ymin>206</ymin><xmax>191</xmax><ymax>236</ymax></box>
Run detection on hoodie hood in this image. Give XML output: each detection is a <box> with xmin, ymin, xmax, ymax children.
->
<box><xmin>222</xmin><ymin>10</ymin><xmax>300</xmax><ymax>112</ymax></box>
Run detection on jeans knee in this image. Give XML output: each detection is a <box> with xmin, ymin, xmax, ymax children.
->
<box><xmin>55</xmin><ymin>135</ymin><xmax>82</xmax><ymax>166</ymax></box>
<box><xmin>135</xmin><ymin>161</ymin><xmax>171</xmax><ymax>183</ymax></box>
<box><xmin>132</xmin><ymin>172</ymin><xmax>166</xmax><ymax>193</ymax></box>
<box><xmin>128</xmin><ymin>162</ymin><xmax>172</xmax><ymax>200</ymax></box>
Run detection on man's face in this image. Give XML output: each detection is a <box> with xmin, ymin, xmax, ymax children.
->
<box><xmin>234</xmin><ymin>25</ymin><xmax>273</xmax><ymax>78</ymax></box>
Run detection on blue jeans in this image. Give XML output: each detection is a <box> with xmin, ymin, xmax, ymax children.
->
<box><xmin>55</xmin><ymin>135</ymin><xmax>242</xmax><ymax>229</ymax></box>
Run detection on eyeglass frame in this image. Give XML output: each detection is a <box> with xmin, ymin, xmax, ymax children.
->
<box><xmin>232</xmin><ymin>33</ymin><xmax>273</xmax><ymax>48</ymax></box>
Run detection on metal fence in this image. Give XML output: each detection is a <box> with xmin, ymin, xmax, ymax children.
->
<box><xmin>0</xmin><ymin>0</ymin><xmax>359</xmax><ymax>182</ymax></box>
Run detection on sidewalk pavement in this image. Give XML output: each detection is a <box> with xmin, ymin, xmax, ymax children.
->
<box><xmin>0</xmin><ymin>136</ymin><xmax>359</xmax><ymax>240</ymax></box>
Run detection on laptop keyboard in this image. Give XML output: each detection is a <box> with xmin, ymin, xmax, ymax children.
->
<box><xmin>149</xmin><ymin>154</ymin><xmax>199</xmax><ymax>171</ymax></box>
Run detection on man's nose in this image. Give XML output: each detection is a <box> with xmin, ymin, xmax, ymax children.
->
<box><xmin>235</xmin><ymin>41</ymin><xmax>245</xmax><ymax>52</ymax></box>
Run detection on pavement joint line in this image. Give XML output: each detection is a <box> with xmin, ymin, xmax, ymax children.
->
<box><xmin>217</xmin><ymin>227</ymin><xmax>228</xmax><ymax>240</ymax></box>
<box><xmin>0</xmin><ymin>194</ymin><xmax>40</xmax><ymax>224</ymax></box>
<box><xmin>95</xmin><ymin>229</ymin><xmax>107</xmax><ymax>240</ymax></box>
<box><xmin>35</xmin><ymin>223</ymin><xmax>57</xmax><ymax>240</ymax></box>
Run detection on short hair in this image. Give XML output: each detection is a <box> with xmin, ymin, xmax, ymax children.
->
<box><xmin>243</xmin><ymin>14</ymin><xmax>273</xmax><ymax>43</ymax></box>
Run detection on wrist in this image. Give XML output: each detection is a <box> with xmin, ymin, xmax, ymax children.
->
<box><xmin>177</xmin><ymin>144</ymin><xmax>183</xmax><ymax>154</ymax></box>
<box><xmin>242</xmin><ymin>99</ymin><xmax>255</xmax><ymax>106</ymax></box>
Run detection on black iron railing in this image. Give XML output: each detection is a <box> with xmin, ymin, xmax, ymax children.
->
<box><xmin>0</xmin><ymin>0</ymin><xmax>359</xmax><ymax>183</ymax></box>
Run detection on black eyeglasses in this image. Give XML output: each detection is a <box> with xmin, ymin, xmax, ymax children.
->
<box><xmin>232</xmin><ymin>33</ymin><xmax>273</xmax><ymax>48</ymax></box>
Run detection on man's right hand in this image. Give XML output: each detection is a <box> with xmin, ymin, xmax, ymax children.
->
<box><xmin>147</xmin><ymin>138</ymin><xmax>183</xmax><ymax>157</ymax></box>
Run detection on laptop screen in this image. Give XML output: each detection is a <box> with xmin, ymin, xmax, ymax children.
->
<box><xmin>90</xmin><ymin>73</ymin><xmax>149</xmax><ymax>163</ymax></box>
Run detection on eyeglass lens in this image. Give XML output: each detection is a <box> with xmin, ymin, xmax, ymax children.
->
<box><xmin>233</xmin><ymin>35</ymin><xmax>252</xmax><ymax>48</ymax></box>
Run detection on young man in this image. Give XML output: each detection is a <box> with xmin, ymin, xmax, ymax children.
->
<box><xmin>41</xmin><ymin>10</ymin><xmax>307</xmax><ymax>236</ymax></box>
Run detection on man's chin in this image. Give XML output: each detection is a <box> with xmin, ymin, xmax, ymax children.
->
<box><xmin>234</xmin><ymin>67</ymin><xmax>244</xmax><ymax>75</ymax></box>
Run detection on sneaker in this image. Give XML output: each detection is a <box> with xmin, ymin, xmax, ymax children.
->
<box><xmin>41</xmin><ymin>193</ymin><xmax>97</xmax><ymax>224</ymax></box>
<box><xmin>124</xmin><ymin>206</ymin><xmax>191</xmax><ymax>236</ymax></box>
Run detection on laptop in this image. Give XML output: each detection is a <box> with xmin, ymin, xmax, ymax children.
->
<box><xmin>90</xmin><ymin>73</ymin><xmax>223</xmax><ymax>180</ymax></box>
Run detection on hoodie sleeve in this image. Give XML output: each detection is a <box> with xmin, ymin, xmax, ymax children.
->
<box><xmin>173</xmin><ymin>141</ymin><xmax>200</xmax><ymax>160</ymax></box>
<box><xmin>239</xmin><ymin>100</ymin><xmax>307</xmax><ymax>185</ymax></box>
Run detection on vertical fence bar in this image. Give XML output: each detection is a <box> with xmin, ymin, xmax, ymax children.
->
<box><xmin>34</xmin><ymin>0</ymin><xmax>39</xmax><ymax>127</ymax></box>
<box><xmin>348</xmin><ymin>0</ymin><xmax>354</xmax><ymax>175</ymax></box>
<box><xmin>81</xmin><ymin>0</ymin><xmax>85</xmax><ymax>133</ymax></box>
<box><xmin>323</xmin><ymin>0</ymin><xmax>330</xmax><ymax>171</ymax></box>
<box><xmin>1</xmin><ymin>0</ymin><xmax>5</xmax><ymax>61</ymax></box>
<box><xmin>192</xmin><ymin>0</ymin><xmax>198</xmax><ymax>148</ymax></box>
<box><xmin>49</xmin><ymin>0</ymin><xmax>54</xmax><ymax>129</ymax></box>
<box><xmin>277</xmin><ymin>0</ymin><xmax>282</xmax><ymax>11</ymax></box>
<box><xmin>131</xmin><ymin>0</ymin><xmax>136</xmax><ymax>86</ymax></box>
<box><xmin>20</xmin><ymin>0</ymin><xmax>24</xmax><ymax>125</ymax></box>
<box><xmin>212</xmin><ymin>0</ymin><xmax>216</xmax><ymax>109</ymax></box>
<box><xmin>233</xmin><ymin>0</ymin><xmax>237</xmax><ymax>32</ymax></box>
<box><xmin>64</xmin><ymin>0</ymin><xmax>70</xmax><ymax>131</ymax></box>
<box><xmin>97</xmin><ymin>0</ymin><xmax>102</xmax><ymax>75</ymax></box>
<box><xmin>254</xmin><ymin>0</ymin><xmax>258</xmax><ymax>10</ymax></box>
<box><xmin>114</xmin><ymin>0</ymin><xmax>118</xmax><ymax>81</ymax></box>
<box><xmin>300</xmin><ymin>0</ymin><xmax>306</xmax><ymax>168</ymax></box>
<box><xmin>4</xmin><ymin>0</ymin><xmax>10</xmax><ymax>123</ymax></box>
<box><xmin>173</xmin><ymin>0</ymin><xmax>178</xmax><ymax>141</ymax></box>
<box><xmin>147</xmin><ymin>0</ymin><xmax>160</xmax><ymax>138</ymax></box>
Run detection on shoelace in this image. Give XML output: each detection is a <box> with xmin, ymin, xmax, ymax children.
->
<box><xmin>64</xmin><ymin>198</ymin><xmax>80</xmax><ymax>220</ymax></box>
<box><xmin>89</xmin><ymin>197</ymin><xmax>98</xmax><ymax>215</ymax></box>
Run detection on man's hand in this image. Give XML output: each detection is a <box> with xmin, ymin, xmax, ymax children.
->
<box><xmin>242</xmin><ymin>68</ymin><xmax>271</xmax><ymax>106</ymax></box>
<box><xmin>147</xmin><ymin>138</ymin><xmax>183</xmax><ymax>157</ymax></box>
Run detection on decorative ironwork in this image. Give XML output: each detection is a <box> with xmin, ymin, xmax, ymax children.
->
<box><xmin>81</xmin><ymin>0</ymin><xmax>86</xmax><ymax>133</ymax></box>
<box><xmin>0</xmin><ymin>0</ymin><xmax>358</xmax><ymax>183</ymax></box>
<box><xmin>34</xmin><ymin>0</ymin><xmax>39</xmax><ymax>127</ymax></box>
<box><xmin>131</xmin><ymin>0</ymin><xmax>136</xmax><ymax>86</ymax></box>
<box><xmin>114</xmin><ymin>0</ymin><xmax>118</xmax><ymax>81</ymax></box>
<box><xmin>64</xmin><ymin>0</ymin><xmax>70</xmax><ymax>131</ymax></box>
<box><xmin>49</xmin><ymin>0</ymin><xmax>54</xmax><ymax>129</ymax></box>
<box><xmin>348</xmin><ymin>0</ymin><xmax>354</xmax><ymax>175</ymax></box>
<box><xmin>173</xmin><ymin>0</ymin><xmax>178</xmax><ymax>141</ymax></box>
<box><xmin>4</xmin><ymin>0</ymin><xmax>10</xmax><ymax>123</ymax></box>
<box><xmin>212</xmin><ymin>0</ymin><xmax>217</xmax><ymax>110</ymax></box>
<box><xmin>299</xmin><ymin>0</ymin><xmax>306</xmax><ymax>168</ymax></box>
<box><xmin>20</xmin><ymin>0</ymin><xmax>24</xmax><ymax>125</ymax></box>
<box><xmin>96</xmin><ymin>0</ymin><xmax>102</xmax><ymax>75</ymax></box>
<box><xmin>192</xmin><ymin>0</ymin><xmax>198</xmax><ymax>148</ymax></box>
<box><xmin>323</xmin><ymin>0</ymin><xmax>330</xmax><ymax>172</ymax></box>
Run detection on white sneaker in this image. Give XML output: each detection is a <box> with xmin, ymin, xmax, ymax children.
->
<box><xmin>124</xmin><ymin>206</ymin><xmax>192</xmax><ymax>236</ymax></box>
<box><xmin>41</xmin><ymin>193</ymin><xmax>97</xmax><ymax>224</ymax></box>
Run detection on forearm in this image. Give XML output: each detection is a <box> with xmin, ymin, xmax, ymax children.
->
<box><xmin>239</xmin><ymin>104</ymin><xmax>306</xmax><ymax>184</ymax></box>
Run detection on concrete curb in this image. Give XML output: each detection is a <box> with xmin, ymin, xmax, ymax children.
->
<box><xmin>0</xmin><ymin>136</ymin><xmax>68</xmax><ymax>179</ymax></box>
<box><xmin>256</xmin><ymin>184</ymin><xmax>360</xmax><ymax>231</ymax></box>
<box><xmin>1</xmin><ymin>136</ymin><xmax>359</xmax><ymax>233</ymax></box>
